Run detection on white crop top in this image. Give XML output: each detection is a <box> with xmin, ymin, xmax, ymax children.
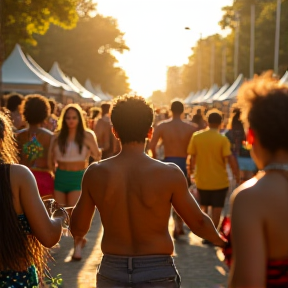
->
<box><xmin>54</xmin><ymin>141</ymin><xmax>89</xmax><ymax>162</ymax></box>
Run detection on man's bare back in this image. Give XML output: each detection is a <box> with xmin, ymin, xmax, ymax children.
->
<box><xmin>70</xmin><ymin>96</ymin><xmax>225</xmax><ymax>278</ymax></box>
<box><xmin>95</xmin><ymin>117</ymin><xmax>115</xmax><ymax>159</ymax></box>
<box><xmin>150</xmin><ymin>118</ymin><xmax>196</xmax><ymax>158</ymax></box>
<box><xmin>76</xmin><ymin>150</ymin><xmax>181</xmax><ymax>255</ymax></box>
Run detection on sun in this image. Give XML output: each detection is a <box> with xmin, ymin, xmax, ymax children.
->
<box><xmin>96</xmin><ymin>0</ymin><xmax>233</xmax><ymax>98</ymax></box>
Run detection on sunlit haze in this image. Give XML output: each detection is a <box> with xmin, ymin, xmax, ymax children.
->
<box><xmin>96</xmin><ymin>0</ymin><xmax>233</xmax><ymax>98</ymax></box>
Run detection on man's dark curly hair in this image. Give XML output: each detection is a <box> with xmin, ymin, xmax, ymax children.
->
<box><xmin>111</xmin><ymin>96</ymin><xmax>154</xmax><ymax>144</ymax></box>
<box><xmin>238</xmin><ymin>72</ymin><xmax>288</xmax><ymax>153</ymax></box>
<box><xmin>5</xmin><ymin>93</ymin><xmax>24</xmax><ymax>112</ymax></box>
<box><xmin>23</xmin><ymin>94</ymin><xmax>50</xmax><ymax>125</ymax></box>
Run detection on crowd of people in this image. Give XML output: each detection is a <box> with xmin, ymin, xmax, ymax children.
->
<box><xmin>1</xmin><ymin>72</ymin><xmax>288</xmax><ymax>287</ymax></box>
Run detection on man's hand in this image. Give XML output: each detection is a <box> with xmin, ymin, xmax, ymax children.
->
<box><xmin>213</xmin><ymin>233</ymin><xmax>228</xmax><ymax>248</ymax></box>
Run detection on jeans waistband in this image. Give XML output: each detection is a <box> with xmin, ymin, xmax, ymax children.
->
<box><xmin>98</xmin><ymin>254</ymin><xmax>180</xmax><ymax>285</ymax></box>
<box><xmin>101</xmin><ymin>254</ymin><xmax>174</xmax><ymax>269</ymax></box>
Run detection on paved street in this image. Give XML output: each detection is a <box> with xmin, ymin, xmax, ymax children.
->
<box><xmin>48</xmin><ymin>210</ymin><xmax>229</xmax><ymax>288</ymax></box>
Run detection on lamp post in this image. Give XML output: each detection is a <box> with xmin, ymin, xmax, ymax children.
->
<box><xmin>222</xmin><ymin>39</ymin><xmax>227</xmax><ymax>85</ymax></box>
<box><xmin>210</xmin><ymin>38</ymin><xmax>215</xmax><ymax>86</ymax></box>
<box><xmin>0</xmin><ymin>0</ymin><xmax>3</xmax><ymax>102</ymax></box>
<box><xmin>274</xmin><ymin>0</ymin><xmax>281</xmax><ymax>75</ymax></box>
<box><xmin>250</xmin><ymin>4</ymin><xmax>255</xmax><ymax>79</ymax></box>
<box><xmin>234</xmin><ymin>12</ymin><xmax>240</xmax><ymax>80</ymax></box>
<box><xmin>185</xmin><ymin>27</ymin><xmax>202</xmax><ymax>91</ymax></box>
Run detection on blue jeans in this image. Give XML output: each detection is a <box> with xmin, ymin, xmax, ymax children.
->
<box><xmin>96</xmin><ymin>254</ymin><xmax>181</xmax><ymax>287</ymax></box>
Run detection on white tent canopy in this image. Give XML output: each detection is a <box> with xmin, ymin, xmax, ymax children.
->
<box><xmin>94</xmin><ymin>84</ymin><xmax>113</xmax><ymax>101</ymax></box>
<box><xmin>207</xmin><ymin>83</ymin><xmax>230</xmax><ymax>103</ymax></box>
<box><xmin>280</xmin><ymin>71</ymin><xmax>288</xmax><ymax>85</ymax></box>
<box><xmin>2</xmin><ymin>44</ymin><xmax>59</xmax><ymax>86</ymax></box>
<box><xmin>72</xmin><ymin>77</ymin><xmax>101</xmax><ymax>102</ymax></box>
<box><xmin>188</xmin><ymin>90</ymin><xmax>202</xmax><ymax>104</ymax></box>
<box><xmin>217</xmin><ymin>74</ymin><xmax>244</xmax><ymax>101</ymax></box>
<box><xmin>191</xmin><ymin>88</ymin><xmax>208</xmax><ymax>104</ymax></box>
<box><xmin>49</xmin><ymin>62</ymin><xmax>81</xmax><ymax>94</ymax></box>
<box><xmin>85</xmin><ymin>79</ymin><xmax>111</xmax><ymax>101</ymax></box>
<box><xmin>184</xmin><ymin>92</ymin><xmax>195</xmax><ymax>104</ymax></box>
<box><xmin>200</xmin><ymin>84</ymin><xmax>219</xmax><ymax>103</ymax></box>
<box><xmin>26</xmin><ymin>55</ymin><xmax>70</xmax><ymax>91</ymax></box>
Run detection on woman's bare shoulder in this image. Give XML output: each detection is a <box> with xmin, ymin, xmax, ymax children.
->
<box><xmin>85</xmin><ymin>129</ymin><xmax>96</xmax><ymax>137</ymax></box>
<box><xmin>10</xmin><ymin>164</ymin><xmax>34</xmax><ymax>179</ymax></box>
<box><xmin>230</xmin><ymin>175</ymin><xmax>262</xmax><ymax>207</ymax></box>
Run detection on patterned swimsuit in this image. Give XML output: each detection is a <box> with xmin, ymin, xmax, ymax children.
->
<box><xmin>0</xmin><ymin>215</ymin><xmax>38</xmax><ymax>288</ymax></box>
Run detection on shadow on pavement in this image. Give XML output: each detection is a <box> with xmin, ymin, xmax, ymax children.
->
<box><xmin>48</xmin><ymin>211</ymin><xmax>102</xmax><ymax>288</ymax></box>
<box><xmin>173</xmin><ymin>231</ymin><xmax>229</xmax><ymax>288</ymax></box>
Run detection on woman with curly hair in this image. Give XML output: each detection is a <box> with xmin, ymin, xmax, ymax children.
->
<box><xmin>17</xmin><ymin>94</ymin><xmax>55</xmax><ymax>200</ymax></box>
<box><xmin>48</xmin><ymin>103</ymin><xmax>101</xmax><ymax>260</ymax></box>
<box><xmin>229</xmin><ymin>73</ymin><xmax>288</xmax><ymax>287</ymax></box>
<box><xmin>0</xmin><ymin>109</ymin><xmax>62</xmax><ymax>287</ymax></box>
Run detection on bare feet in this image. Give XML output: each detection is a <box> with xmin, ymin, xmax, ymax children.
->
<box><xmin>72</xmin><ymin>237</ymin><xmax>87</xmax><ymax>261</ymax></box>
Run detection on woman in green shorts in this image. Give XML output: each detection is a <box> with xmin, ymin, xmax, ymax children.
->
<box><xmin>49</xmin><ymin>104</ymin><xmax>101</xmax><ymax>259</ymax></box>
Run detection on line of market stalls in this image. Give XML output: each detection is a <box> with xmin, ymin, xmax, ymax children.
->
<box><xmin>0</xmin><ymin>44</ymin><xmax>112</xmax><ymax>106</ymax></box>
<box><xmin>184</xmin><ymin>72</ymin><xmax>288</xmax><ymax>127</ymax></box>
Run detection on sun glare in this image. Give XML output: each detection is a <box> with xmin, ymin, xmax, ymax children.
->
<box><xmin>96</xmin><ymin>0</ymin><xmax>233</xmax><ymax>98</ymax></box>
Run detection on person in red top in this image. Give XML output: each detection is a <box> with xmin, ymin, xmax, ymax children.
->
<box><xmin>229</xmin><ymin>73</ymin><xmax>288</xmax><ymax>288</ymax></box>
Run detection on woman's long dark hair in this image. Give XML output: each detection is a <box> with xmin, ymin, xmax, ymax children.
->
<box><xmin>56</xmin><ymin>104</ymin><xmax>87</xmax><ymax>155</ymax></box>
<box><xmin>0</xmin><ymin>110</ymin><xmax>49</xmax><ymax>277</ymax></box>
<box><xmin>231</xmin><ymin>109</ymin><xmax>245</xmax><ymax>134</ymax></box>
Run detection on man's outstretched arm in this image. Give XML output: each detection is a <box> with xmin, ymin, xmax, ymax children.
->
<box><xmin>70</xmin><ymin>167</ymin><xmax>96</xmax><ymax>239</ymax></box>
<box><xmin>149</xmin><ymin>125</ymin><xmax>161</xmax><ymax>159</ymax></box>
<box><xmin>171</xmin><ymin>166</ymin><xmax>226</xmax><ymax>247</ymax></box>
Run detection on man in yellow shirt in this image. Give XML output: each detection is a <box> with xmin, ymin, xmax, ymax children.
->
<box><xmin>187</xmin><ymin>112</ymin><xmax>239</xmax><ymax>234</ymax></box>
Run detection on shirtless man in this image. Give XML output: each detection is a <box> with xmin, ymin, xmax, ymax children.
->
<box><xmin>149</xmin><ymin>100</ymin><xmax>197</xmax><ymax>238</ymax></box>
<box><xmin>71</xmin><ymin>96</ymin><xmax>225</xmax><ymax>288</ymax></box>
<box><xmin>94</xmin><ymin>102</ymin><xmax>117</xmax><ymax>159</ymax></box>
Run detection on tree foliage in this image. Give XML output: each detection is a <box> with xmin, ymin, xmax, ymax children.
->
<box><xmin>26</xmin><ymin>15</ymin><xmax>130</xmax><ymax>96</ymax></box>
<box><xmin>1</xmin><ymin>0</ymin><xmax>96</xmax><ymax>58</ymax></box>
<box><xmin>148</xmin><ymin>90</ymin><xmax>167</xmax><ymax>106</ymax></box>
<box><xmin>1</xmin><ymin>0</ymin><xmax>129</xmax><ymax>97</ymax></box>
<box><xmin>180</xmin><ymin>0</ymin><xmax>288</xmax><ymax>97</ymax></box>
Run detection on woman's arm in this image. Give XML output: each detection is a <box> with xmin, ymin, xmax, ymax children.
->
<box><xmin>48</xmin><ymin>135</ymin><xmax>57</xmax><ymax>172</ymax></box>
<box><xmin>13</xmin><ymin>164</ymin><xmax>62</xmax><ymax>248</ymax></box>
<box><xmin>229</xmin><ymin>188</ymin><xmax>266</xmax><ymax>288</ymax></box>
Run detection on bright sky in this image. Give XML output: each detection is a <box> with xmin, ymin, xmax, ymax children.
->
<box><xmin>96</xmin><ymin>0</ymin><xmax>233</xmax><ymax>98</ymax></box>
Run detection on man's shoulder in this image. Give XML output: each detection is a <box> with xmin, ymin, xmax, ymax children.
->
<box><xmin>156</xmin><ymin>118</ymin><xmax>172</xmax><ymax>126</ymax></box>
<box><xmin>85</xmin><ymin>129</ymin><xmax>96</xmax><ymax>137</ymax></box>
<box><xmin>84</xmin><ymin>161</ymin><xmax>106</xmax><ymax>178</ymax></box>
<box><xmin>193</xmin><ymin>129</ymin><xmax>207</xmax><ymax>138</ymax></box>
<box><xmin>151</xmin><ymin>158</ymin><xmax>185</xmax><ymax>176</ymax></box>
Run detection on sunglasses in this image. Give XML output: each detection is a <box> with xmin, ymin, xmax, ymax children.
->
<box><xmin>242</xmin><ymin>128</ymin><xmax>255</xmax><ymax>151</ymax></box>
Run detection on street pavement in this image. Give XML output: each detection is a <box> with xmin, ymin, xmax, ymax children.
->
<box><xmin>48</xmin><ymin>210</ymin><xmax>230</xmax><ymax>288</ymax></box>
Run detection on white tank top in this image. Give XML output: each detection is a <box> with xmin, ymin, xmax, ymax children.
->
<box><xmin>54</xmin><ymin>141</ymin><xmax>89</xmax><ymax>162</ymax></box>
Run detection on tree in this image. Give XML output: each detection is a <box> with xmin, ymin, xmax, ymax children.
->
<box><xmin>148</xmin><ymin>90</ymin><xmax>167</xmax><ymax>106</ymax></box>
<box><xmin>26</xmin><ymin>15</ymin><xmax>130</xmax><ymax>96</ymax></box>
<box><xmin>181</xmin><ymin>0</ymin><xmax>288</xmax><ymax>98</ymax></box>
<box><xmin>219</xmin><ymin>0</ymin><xmax>288</xmax><ymax>77</ymax></box>
<box><xmin>180</xmin><ymin>34</ymin><xmax>227</xmax><ymax>97</ymax></box>
<box><xmin>1</xmin><ymin>0</ymin><xmax>96</xmax><ymax>61</ymax></box>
